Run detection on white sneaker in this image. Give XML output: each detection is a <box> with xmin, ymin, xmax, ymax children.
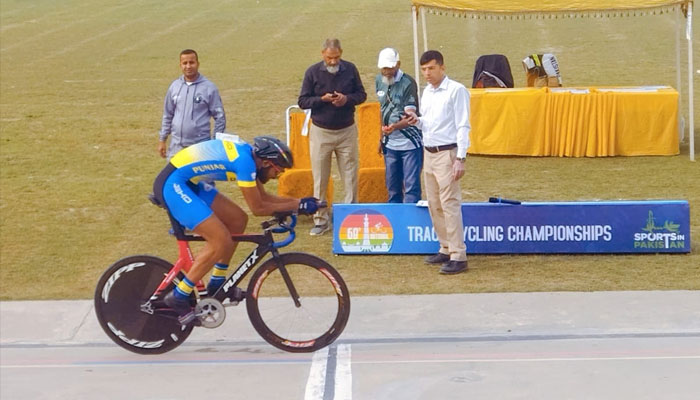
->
<box><xmin>310</xmin><ymin>223</ymin><xmax>331</xmax><ymax>236</ymax></box>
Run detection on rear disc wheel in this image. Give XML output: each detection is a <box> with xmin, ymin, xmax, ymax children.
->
<box><xmin>94</xmin><ymin>255</ymin><xmax>193</xmax><ymax>354</ymax></box>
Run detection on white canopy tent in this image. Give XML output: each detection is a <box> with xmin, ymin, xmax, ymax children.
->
<box><xmin>410</xmin><ymin>0</ymin><xmax>695</xmax><ymax>160</ymax></box>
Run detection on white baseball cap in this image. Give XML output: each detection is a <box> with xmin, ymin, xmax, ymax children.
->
<box><xmin>377</xmin><ymin>48</ymin><xmax>399</xmax><ymax>68</ymax></box>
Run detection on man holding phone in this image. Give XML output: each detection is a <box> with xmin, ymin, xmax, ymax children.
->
<box><xmin>375</xmin><ymin>47</ymin><xmax>423</xmax><ymax>204</ymax></box>
<box><xmin>298</xmin><ymin>38</ymin><xmax>367</xmax><ymax>235</ymax></box>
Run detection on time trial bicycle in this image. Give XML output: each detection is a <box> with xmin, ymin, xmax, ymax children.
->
<box><xmin>94</xmin><ymin>198</ymin><xmax>350</xmax><ymax>355</ymax></box>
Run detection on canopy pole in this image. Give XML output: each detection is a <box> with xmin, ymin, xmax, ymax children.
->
<box><xmin>412</xmin><ymin>5</ymin><xmax>421</xmax><ymax>96</ymax></box>
<box><xmin>421</xmin><ymin>7</ymin><xmax>429</xmax><ymax>52</ymax></box>
<box><xmin>675</xmin><ymin>7</ymin><xmax>683</xmax><ymax>143</ymax></box>
<box><xmin>687</xmin><ymin>6</ymin><xmax>695</xmax><ymax>161</ymax></box>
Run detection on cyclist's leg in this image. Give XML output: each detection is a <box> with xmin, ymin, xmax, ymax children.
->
<box><xmin>161</xmin><ymin>177</ymin><xmax>234</xmax><ymax>323</ymax></box>
<box><xmin>164</xmin><ymin>180</ymin><xmax>236</xmax><ymax>283</ymax></box>
<box><xmin>164</xmin><ymin>214</ymin><xmax>233</xmax><ymax>324</ymax></box>
<box><xmin>210</xmin><ymin>192</ymin><xmax>249</xmax><ymax>237</ymax></box>
<box><xmin>199</xmin><ymin>188</ymin><xmax>249</xmax><ymax>293</ymax></box>
<box><xmin>188</xmin><ymin>215</ymin><xmax>234</xmax><ymax>282</ymax></box>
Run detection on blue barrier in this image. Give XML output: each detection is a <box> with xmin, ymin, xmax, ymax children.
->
<box><xmin>332</xmin><ymin>200</ymin><xmax>690</xmax><ymax>254</ymax></box>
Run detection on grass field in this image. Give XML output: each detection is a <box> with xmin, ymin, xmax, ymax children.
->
<box><xmin>1</xmin><ymin>0</ymin><xmax>699</xmax><ymax>300</ymax></box>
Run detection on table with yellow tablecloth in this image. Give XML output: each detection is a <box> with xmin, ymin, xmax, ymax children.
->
<box><xmin>279</xmin><ymin>87</ymin><xmax>679</xmax><ymax>202</ymax></box>
<box><xmin>468</xmin><ymin>86</ymin><xmax>679</xmax><ymax>157</ymax></box>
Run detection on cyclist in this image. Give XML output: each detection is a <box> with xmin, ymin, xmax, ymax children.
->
<box><xmin>153</xmin><ymin>135</ymin><xmax>319</xmax><ymax>324</ymax></box>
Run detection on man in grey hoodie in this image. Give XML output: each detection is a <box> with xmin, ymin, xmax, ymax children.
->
<box><xmin>158</xmin><ymin>49</ymin><xmax>226</xmax><ymax>159</ymax></box>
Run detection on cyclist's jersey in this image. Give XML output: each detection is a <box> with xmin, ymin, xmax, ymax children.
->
<box><xmin>153</xmin><ymin>138</ymin><xmax>258</xmax><ymax>229</ymax></box>
<box><xmin>168</xmin><ymin>138</ymin><xmax>257</xmax><ymax>188</ymax></box>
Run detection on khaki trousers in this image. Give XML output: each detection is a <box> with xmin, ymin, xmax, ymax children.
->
<box><xmin>309</xmin><ymin>123</ymin><xmax>359</xmax><ymax>226</ymax></box>
<box><xmin>423</xmin><ymin>148</ymin><xmax>467</xmax><ymax>261</ymax></box>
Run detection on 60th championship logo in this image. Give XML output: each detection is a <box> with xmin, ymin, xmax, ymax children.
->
<box><xmin>339</xmin><ymin>209</ymin><xmax>393</xmax><ymax>253</ymax></box>
<box><xmin>633</xmin><ymin>210</ymin><xmax>686</xmax><ymax>250</ymax></box>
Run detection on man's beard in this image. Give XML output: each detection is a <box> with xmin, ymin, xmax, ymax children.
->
<box><xmin>381</xmin><ymin>75</ymin><xmax>395</xmax><ymax>86</ymax></box>
<box><xmin>325</xmin><ymin>64</ymin><xmax>339</xmax><ymax>74</ymax></box>
<box><xmin>256</xmin><ymin>167</ymin><xmax>271</xmax><ymax>184</ymax></box>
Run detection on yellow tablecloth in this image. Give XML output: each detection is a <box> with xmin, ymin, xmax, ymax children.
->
<box><xmin>468</xmin><ymin>86</ymin><xmax>679</xmax><ymax>157</ymax></box>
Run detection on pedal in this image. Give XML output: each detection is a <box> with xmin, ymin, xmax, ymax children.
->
<box><xmin>226</xmin><ymin>286</ymin><xmax>246</xmax><ymax>304</ymax></box>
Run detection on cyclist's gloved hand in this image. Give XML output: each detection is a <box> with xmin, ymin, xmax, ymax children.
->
<box><xmin>298</xmin><ymin>197</ymin><xmax>319</xmax><ymax>215</ymax></box>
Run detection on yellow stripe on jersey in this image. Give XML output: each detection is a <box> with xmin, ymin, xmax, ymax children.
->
<box><xmin>222</xmin><ymin>140</ymin><xmax>239</xmax><ymax>162</ymax></box>
<box><xmin>237</xmin><ymin>180</ymin><xmax>257</xmax><ymax>187</ymax></box>
<box><xmin>170</xmin><ymin>147</ymin><xmax>197</xmax><ymax>167</ymax></box>
<box><xmin>225</xmin><ymin>172</ymin><xmax>237</xmax><ymax>181</ymax></box>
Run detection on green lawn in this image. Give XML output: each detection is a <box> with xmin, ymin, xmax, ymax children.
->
<box><xmin>1</xmin><ymin>0</ymin><xmax>698</xmax><ymax>300</ymax></box>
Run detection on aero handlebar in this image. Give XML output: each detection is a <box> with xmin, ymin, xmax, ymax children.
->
<box><xmin>264</xmin><ymin>201</ymin><xmax>328</xmax><ymax>248</ymax></box>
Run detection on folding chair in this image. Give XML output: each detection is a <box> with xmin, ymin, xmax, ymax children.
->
<box><xmin>472</xmin><ymin>54</ymin><xmax>514</xmax><ymax>88</ymax></box>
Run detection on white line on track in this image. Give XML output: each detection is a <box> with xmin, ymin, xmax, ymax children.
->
<box><xmin>304</xmin><ymin>344</ymin><xmax>352</xmax><ymax>400</ymax></box>
<box><xmin>304</xmin><ymin>346</ymin><xmax>329</xmax><ymax>400</ymax></box>
<box><xmin>335</xmin><ymin>344</ymin><xmax>352</xmax><ymax>400</ymax></box>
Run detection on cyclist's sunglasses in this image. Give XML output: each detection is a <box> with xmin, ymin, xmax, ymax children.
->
<box><xmin>268</xmin><ymin>162</ymin><xmax>285</xmax><ymax>175</ymax></box>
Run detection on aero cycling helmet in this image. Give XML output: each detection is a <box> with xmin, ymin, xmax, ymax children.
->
<box><xmin>253</xmin><ymin>136</ymin><xmax>294</xmax><ymax>169</ymax></box>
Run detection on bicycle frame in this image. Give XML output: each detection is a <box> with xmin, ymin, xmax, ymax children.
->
<box><xmin>151</xmin><ymin>215</ymin><xmax>299</xmax><ymax>305</ymax></box>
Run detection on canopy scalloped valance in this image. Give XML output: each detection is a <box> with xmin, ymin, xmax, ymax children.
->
<box><xmin>411</xmin><ymin>0</ymin><xmax>693</xmax><ymax>18</ymax></box>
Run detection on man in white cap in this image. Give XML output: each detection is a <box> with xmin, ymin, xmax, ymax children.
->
<box><xmin>375</xmin><ymin>47</ymin><xmax>423</xmax><ymax>203</ymax></box>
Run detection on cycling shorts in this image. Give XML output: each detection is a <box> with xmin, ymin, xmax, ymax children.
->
<box><xmin>154</xmin><ymin>164</ymin><xmax>219</xmax><ymax>230</ymax></box>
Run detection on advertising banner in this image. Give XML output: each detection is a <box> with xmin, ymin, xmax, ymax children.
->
<box><xmin>332</xmin><ymin>201</ymin><xmax>690</xmax><ymax>254</ymax></box>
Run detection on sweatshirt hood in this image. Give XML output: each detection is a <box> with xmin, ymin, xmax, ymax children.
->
<box><xmin>179</xmin><ymin>73</ymin><xmax>206</xmax><ymax>85</ymax></box>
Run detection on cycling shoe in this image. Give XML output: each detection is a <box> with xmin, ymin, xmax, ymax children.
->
<box><xmin>163</xmin><ymin>291</ymin><xmax>197</xmax><ymax>326</ymax></box>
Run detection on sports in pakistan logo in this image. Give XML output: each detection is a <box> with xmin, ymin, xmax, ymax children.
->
<box><xmin>339</xmin><ymin>210</ymin><xmax>393</xmax><ymax>253</ymax></box>
<box><xmin>633</xmin><ymin>210</ymin><xmax>685</xmax><ymax>249</ymax></box>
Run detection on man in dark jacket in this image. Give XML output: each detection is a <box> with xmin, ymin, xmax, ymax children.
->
<box><xmin>298</xmin><ymin>38</ymin><xmax>366</xmax><ymax>235</ymax></box>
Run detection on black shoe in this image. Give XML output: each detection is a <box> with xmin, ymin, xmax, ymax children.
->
<box><xmin>206</xmin><ymin>280</ymin><xmax>223</xmax><ymax>296</ymax></box>
<box><xmin>163</xmin><ymin>291</ymin><xmax>196</xmax><ymax>325</ymax></box>
<box><xmin>424</xmin><ymin>252</ymin><xmax>450</xmax><ymax>265</ymax></box>
<box><xmin>439</xmin><ymin>260</ymin><xmax>468</xmax><ymax>275</ymax></box>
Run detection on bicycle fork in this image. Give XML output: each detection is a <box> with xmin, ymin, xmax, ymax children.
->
<box><xmin>272</xmin><ymin>249</ymin><xmax>302</xmax><ymax>308</ymax></box>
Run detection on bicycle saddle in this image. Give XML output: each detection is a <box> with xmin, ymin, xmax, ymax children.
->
<box><xmin>148</xmin><ymin>193</ymin><xmax>166</xmax><ymax>209</ymax></box>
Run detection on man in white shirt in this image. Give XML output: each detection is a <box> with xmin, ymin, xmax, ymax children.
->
<box><xmin>405</xmin><ymin>50</ymin><xmax>470</xmax><ymax>275</ymax></box>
